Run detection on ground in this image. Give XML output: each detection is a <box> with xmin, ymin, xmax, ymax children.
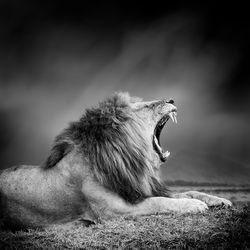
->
<box><xmin>0</xmin><ymin>186</ymin><xmax>249</xmax><ymax>249</ymax></box>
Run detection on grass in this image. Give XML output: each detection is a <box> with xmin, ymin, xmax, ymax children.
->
<box><xmin>0</xmin><ymin>204</ymin><xmax>249</xmax><ymax>249</ymax></box>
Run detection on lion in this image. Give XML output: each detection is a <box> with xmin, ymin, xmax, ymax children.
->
<box><xmin>0</xmin><ymin>92</ymin><xmax>231</xmax><ymax>230</ymax></box>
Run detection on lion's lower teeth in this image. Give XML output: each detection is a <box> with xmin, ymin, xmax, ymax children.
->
<box><xmin>162</xmin><ymin>151</ymin><xmax>170</xmax><ymax>159</ymax></box>
<box><xmin>154</xmin><ymin>135</ymin><xmax>170</xmax><ymax>160</ymax></box>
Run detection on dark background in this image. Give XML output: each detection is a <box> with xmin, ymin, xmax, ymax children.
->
<box><xmin>0</xmin><ymin>1</ymin><xmax>249</xmax><ymax>184</ymax></box>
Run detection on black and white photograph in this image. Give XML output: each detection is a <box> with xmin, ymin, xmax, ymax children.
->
<box><xmin>0</xmin><ymin>1</ymin><xmax>249</xmax><ymax>249</ymax></box>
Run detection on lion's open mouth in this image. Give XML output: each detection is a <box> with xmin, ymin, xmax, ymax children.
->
<box><xmin>153</xmin><ymin>111</ymin><xmax>177</xmax><ymax>162</ymax></box>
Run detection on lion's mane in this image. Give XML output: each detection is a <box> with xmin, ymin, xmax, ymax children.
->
<box><xmin>44</xmin><ymin>93</ymin><xmax>170</xmax><ymax>203</ymax></box>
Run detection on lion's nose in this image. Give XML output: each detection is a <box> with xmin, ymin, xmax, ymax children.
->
<box><xmin>167</xmin><ymin>99</ymin><xmax>174</xmax><ymax>104</ymax></box>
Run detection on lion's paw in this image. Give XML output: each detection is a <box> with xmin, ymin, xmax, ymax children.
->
<box><xmin>182</xmin><ymin>191</ymin><xmax>232</xmax><ymax>208</ymax></box>
<box><xmin>206</xmin><ymin>196</ymin><xmax>232</xmax><ymax>207</ymax></box>
<box><xmin>178</xmin><ymin>198</ymin><xmax>208</xmax><ymax>213</ymax></box>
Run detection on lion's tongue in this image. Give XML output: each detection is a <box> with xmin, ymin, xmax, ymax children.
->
<box><xmin>153</xmin><ymin>135</ymin><xmax>170</xmax><ymax>161</ymax></box>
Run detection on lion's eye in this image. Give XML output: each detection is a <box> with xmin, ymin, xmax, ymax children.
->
<box><xmin>147</xmin><ymin>103</ymin><xmax>157</xmax><ymax>109</ymax></box>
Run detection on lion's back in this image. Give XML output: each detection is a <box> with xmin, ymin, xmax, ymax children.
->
<box><xmin>0</xmin><ymin>165</ymin><xmax>40</xmax><ymax>192</ymax></box>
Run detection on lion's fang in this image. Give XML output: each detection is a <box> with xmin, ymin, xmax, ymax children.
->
<box><xmin>162</xmin><ymin>151</ymin><xmax>170</xmax><ymax>159</ymax></box>
<box><xmin>173</xmin><ymin>112</ymin><xmax>177</xmax><ymax>124</ymax></box>
<box><xmin>169</xmin><ymin>112</ymin><xmax>175</xmax><ymax>123</ymax></box>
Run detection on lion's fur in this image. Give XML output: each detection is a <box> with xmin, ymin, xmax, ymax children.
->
<box><xmin>44</xmin><ymin>92</ymin><xmax>170</xmax><ymax>203</ymax></box>
<box><xmin>0</xmin><ymin>92</ymin><xmax>232</xmax><ymax>230</ymax></box>
<box><xmin>0</xmin><ymin>92</ymin><xmax>172</xmax><ymax>229</ymax></box>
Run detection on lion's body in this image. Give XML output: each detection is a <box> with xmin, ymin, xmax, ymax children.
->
<box><xmin>0</xmin><ymin>154</ymin><xmax>87</xmax><ymax>228</ymax></box>
<box><xmin>0</xmin><ymin>93</ymin><xmax>232</xmax><ymax>229</ymax></box>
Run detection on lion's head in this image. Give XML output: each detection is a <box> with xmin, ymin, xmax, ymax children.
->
<box><xmin>44</xmin><ymin>92</ymin><xmax>177</xmax><ymax>203</ymax></box>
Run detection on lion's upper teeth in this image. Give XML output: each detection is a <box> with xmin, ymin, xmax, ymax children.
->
<box><xmin>169</xmin><ymin>112</ymin><xmax>177</xmax><ymax>124</ymax></box>
<box><xmin>169</xmin><ymin>112</ymin><xmax>174</xmax><ymax>123</ymax></box>
<box><xmin>173</xmin><ymin>111</ymin><xmax>177</xmax><ymax>124</ymax></box>
<box><xmin>154</xmin><ymin>135</ymin><xmax>162</xmax><ymax>152</ymax></box>
<box><xmin>169</xmin><ymin>112</ymin><xmax>175</xmax><ymax>123</ymax></box>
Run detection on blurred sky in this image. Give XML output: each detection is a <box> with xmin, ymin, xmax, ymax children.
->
<box><xmin>0</xmin><ymin>1</ymin><xmax>249</xmax><ymax>184</ymax></box>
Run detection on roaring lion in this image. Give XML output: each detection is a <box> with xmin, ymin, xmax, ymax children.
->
<box><xmin>0</xmin><ymin>92</ymin><xmax>231</xmax><ymax>229</ymax></box>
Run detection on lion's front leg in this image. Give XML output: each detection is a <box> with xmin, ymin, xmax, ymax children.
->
<box><xmin>172</xmin><ymin>191</ymin><xmax>232</xmax><ymax>207</ymax></box>
<box><xmin>88</xmin><ymin>196</ymin><xmax>208</xmax><ymax>218</ymax></box>
<box><xmin>133</xmin><ymin>197</ymin><xmax>208</xmax><ymax>215</ymax></box>
<box><xmin>82</xmin><ymin>179</ymin><xmax>208</xmax><ymax>219</ymax></box>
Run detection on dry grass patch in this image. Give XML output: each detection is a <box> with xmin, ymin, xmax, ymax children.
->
<box><xmin>0</xmin><ymin>204</ymin><xmax>249</xmax><ymax>249</ymax></box>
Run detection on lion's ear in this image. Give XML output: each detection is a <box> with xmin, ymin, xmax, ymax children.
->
<box><xmin>44</xmin><ymin>141</ymin><xmax>73</xmax><ymax>168</ymax></box>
